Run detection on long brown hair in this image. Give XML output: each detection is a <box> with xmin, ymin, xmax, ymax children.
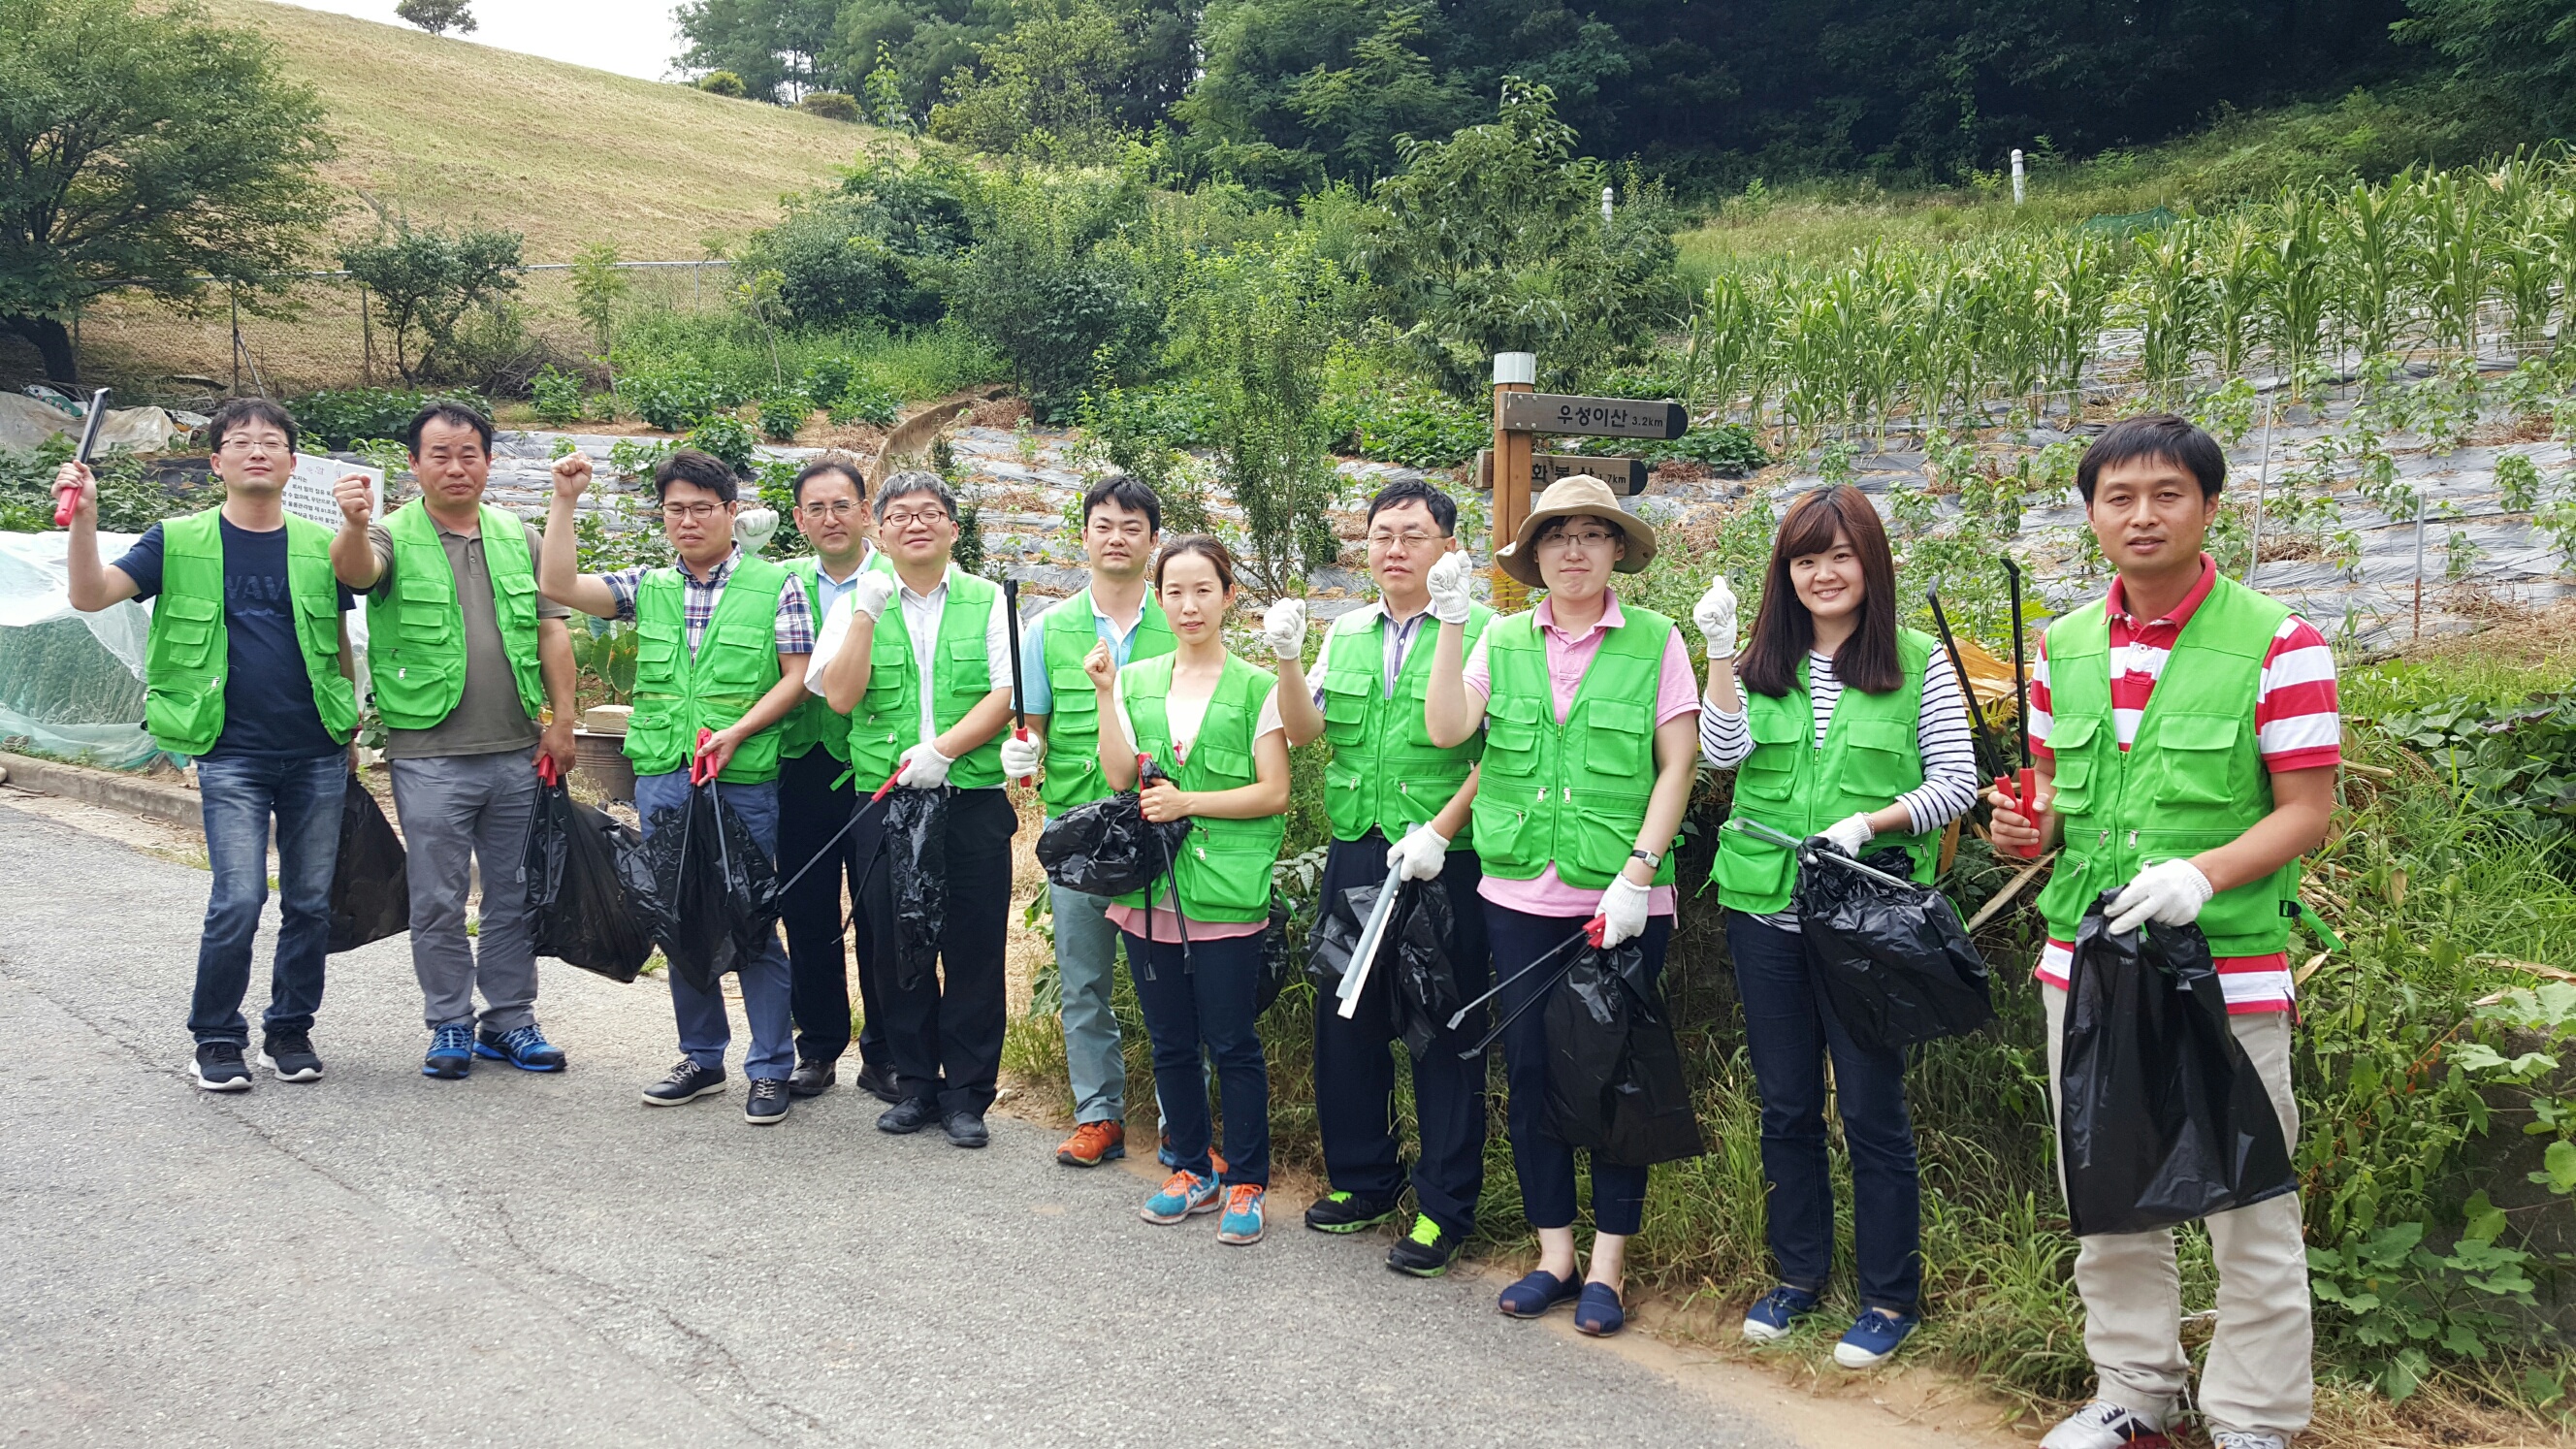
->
<box><xmin>1736</xmin><ymin>486</ymin><xmax>1902</xmax><ymax>697</ymax></box>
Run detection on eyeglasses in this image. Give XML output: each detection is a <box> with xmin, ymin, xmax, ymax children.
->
<box><xmin>660</xmin><ymin>501</ymin><xmax>728</xmax><ymax>522</ymax></box>
<box><xmin>1538</xmin><ymin>529</ymin><xmax>1621</xmax><ymax>553</ymax></box>
<box><xmin>1365</xmin><ymin>529</ymin><xmax>1443</xmax><ymax>549</ymax></box>
<box><xmin>881</xmin><ymin>508</ymin><xmax>949</xmax><ymax>529</ymax></box>
<box><xmin>216</xmin><ymin>435</ymin><xmax>291</xmax><ymax>456</ymax></box>
<box><xmin>800</xmin><ymin>500</ymin><xmax>863</xmax><ymax>520</ymax></box>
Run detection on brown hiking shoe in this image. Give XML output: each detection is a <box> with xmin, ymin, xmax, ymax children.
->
<box><xmin>1055</xmin><ymin>1120</ymin><xmax>1127</xmax><ymax>1167</ymax></box>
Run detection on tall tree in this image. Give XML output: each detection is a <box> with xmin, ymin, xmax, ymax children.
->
<box><xmin>395</xmin><ymin>0</ymin><xmax>477</xmax><ymax>36</ymax></box>
<box><xmin>676</xmin><ymin>0</ymin><xmax>846</xmax><ymax>102</ymax></box>
<box><xmin>2398</xmin><ymin>0</ymin><xmax>2576</xmax><ymax>131</ymax></box>
<box><xmin>0</xmin><ymin>0</ymin><xmax>336</xmax><ymax>384</ymax></box>
<box><xmin>337</xmin><ymin>214</ymin><xmax>524</xmax><ymax>383</ymax></box>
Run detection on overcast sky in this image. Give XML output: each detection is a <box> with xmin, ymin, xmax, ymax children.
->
<box><xmin>276</xmin><ymin>1</ymin><xmax>685</xmax><ymax>82</ymax></box>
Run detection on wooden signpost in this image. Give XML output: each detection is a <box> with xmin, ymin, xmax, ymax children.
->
<box><xmin>1487</xmin><ymin>354</ymin><xmax>1687</xmax><ymax>609</ymax></box>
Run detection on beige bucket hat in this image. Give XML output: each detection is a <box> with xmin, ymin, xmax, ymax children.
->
<box><xmin>1493</xmin><ymin>473</ymin><xmax>1658</xmax><ymax>588</ymax></box>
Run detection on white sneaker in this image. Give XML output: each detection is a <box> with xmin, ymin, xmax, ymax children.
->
<box><xmin>2209</xmin><ymin>1433</ymin><xmax>2287</xmax><ymax>1449</ymax></box>
<box><xmin>2039</xmin><ymin>1400</ymin><xmax>2170</xmax><ymax>1449</ymax></box>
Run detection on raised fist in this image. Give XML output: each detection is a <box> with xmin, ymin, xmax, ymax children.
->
<box><xmin>333</xmin><ymin>472</ymin><xmax>373</xmax><ymax>530</ymax></box>
<box><xmin>551</xmin><ymin>451</ymin><xmax>594</xmax><ymax>499</ymax></box>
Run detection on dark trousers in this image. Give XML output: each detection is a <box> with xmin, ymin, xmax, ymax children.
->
<box><xmin>1312</xmin><ymin>833</ymin><xmax>1491</xmax><ymax>1236</ymax></box>
<box><xmin>1490</xmin><ymin>901</ymin><xmax>1671</xmax><ymax>1237</ymax></box>
<box><xmin>1727</xmin><ymin>911</ymin><xmax>1922</xmax><ymax>1311</ymax></box>
<box><xmin>1126</xmin><ymin>930</ymin><xmax>1270</xmax><ymax>1187</ymax></box>
<box><xmin>190</xmin><ymin>754</ymin><xmax>344</xmax><ymax>1045</ymax></box>
<box><xmin>778</xmin><ymin>748</ymin><xmax>879</xmax><ymax>1070</ymax></box>
<box><xmin>856</xmin><ymin>785</ymin><xmax>1014</xmax><ymax>1117</ymax></box>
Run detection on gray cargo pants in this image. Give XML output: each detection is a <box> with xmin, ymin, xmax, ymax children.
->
<box><xmin>389</xmin><ymin>750</ymin><xmax>542</xmax><ymax>1034</ymax></box>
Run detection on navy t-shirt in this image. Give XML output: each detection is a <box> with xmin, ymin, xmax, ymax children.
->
<box><xmin>114</xmin><ymin>519</ymin><xmax>356</xmax><ymax>760</ymax></box>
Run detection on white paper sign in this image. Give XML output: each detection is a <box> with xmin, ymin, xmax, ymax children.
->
<box><xmin>282</xmin><ymin>455</ymin><xmax>382</xmax><ymax>531</ymax></box>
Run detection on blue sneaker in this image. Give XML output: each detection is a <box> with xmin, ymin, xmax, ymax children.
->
<box><xmin>474</xmin><ymin>1023</ymin><xmax>566</xmax><ymax>1072</ymax></box>
<box><xmin>1140</xmin><ymin>1170</ymin><xmax>1222</xmax><ymax>1225</ymax></box>
<box><xmin>1216</xmin><ymin>1184</ymin><xmax>1266</xmax><ymax>1245</ymax></box>
<box><xmin>422</xmin><ymin>1023</ymin><xmax>473</xmax><ymax>1079</ymax></box>
<box><xmin>1833</xmin><ymin>1308</ymin><xmax>1919</xmax><ymax>1368</ymax></box>
<box><xmin>1741</xmin><ymin>1285</ymin><xmax>1820</xmax><ymax>1342</ymax></box>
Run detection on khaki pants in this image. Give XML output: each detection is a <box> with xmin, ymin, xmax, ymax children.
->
<box><xmin>2044</xmin><ymin>984</ymin><xmax>2314</xmax><ymax>1439</ymax></box>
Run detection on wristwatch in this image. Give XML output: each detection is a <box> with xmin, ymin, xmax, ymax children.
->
<box><xmin>1628</xmin><ymin>848</ymin><xmax>1661</xmax><ymax>870</ymax></box>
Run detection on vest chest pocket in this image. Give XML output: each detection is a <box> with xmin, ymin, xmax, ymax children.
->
<box><xmin>1582</xmin><ymin>699</ymin><xmax>1650</xmax><ymax>778</ymax></box>
<box><xmin>2154</xmin><ymin>713</ymin><xmax>2242</xmax><ymax>806</ymax></box>
<box><xmin>1189</xmin><ymin>740</ymin><xmax>1256</xmax><ymax>789</ymax></box>
<box><xmin>1837</xmin><ymin>716</ymin><xmax>1919</xmax><ymax>804</ymax></box>
<box><xmin>2044</xmin><ymin>714</ymin><xmax>2102</xmax><ymax>814</ymax></box>
<box><xmin>154</xmin><ymin>594</ymin><xmax>221</xmax><ymax>666</ymax></box>
<box><xmin>633</xmin><ymin>622</ymin><xmax>681</xmax><ymax>673</ymax></box>
<box><xmin>944</xmin><ymin>638</ymin><xmax>991</xmax><ymax>701</ymax></box>
<box><xmin>1320</xmin><ymin>673</ymin><xmax>1368</xmax><ymax>744</ymax></box>
<box><xmin>299</xmin><ymin>593</ymin><xmax>343</xmax><ymax>656</ymax></box>
<box><xmin>704</xmin><ymin>622</ymin><xmax>779</xmax><ymax>689</ymax></box>
<box><xmin>396</xmin><ymin>600</ymin><xmax>452</xmax><ymax>646</ymax></box>
<box><xmin>1481</xmin><ymin>694</ymin><xmax>1544</xmax><ymax>778</ymax></box>
<box><xmin>492</xmin><ymin>570</ymin><xmax>538</xmax><ymax>627</ymax></box>
<box><xmin>1736</xmin><ymin>707</ymin><xmax>1806</xmax><ymax>802</ymax></box>
<box><xmin>1049</xmin><ymin>666</ymin><xmax>1099</xmax><ymax>721</ymax></box>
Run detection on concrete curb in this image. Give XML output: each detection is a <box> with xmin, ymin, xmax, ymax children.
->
<box><xmin>0</xmin><ymin>752</ymin><xmax>203</xmax><ymax>837</ymax></box>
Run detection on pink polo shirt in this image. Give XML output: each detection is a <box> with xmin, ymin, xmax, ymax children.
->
<box><xmin>1461</xmin><ymin>595</ymin><xmax>1701</xmax><ymax>918</ymax></box>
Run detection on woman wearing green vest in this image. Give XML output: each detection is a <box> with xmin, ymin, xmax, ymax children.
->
<box><xmin>1423</xmin><ymin>474</ymin><xmax>1703</xmax><ymax>1336</ymax></box>
<box><xmin>1699</xmin><ymin>484</ymin><xmax>1980</xmax><ymax>1368</ymax></box>
<box><xmin>1087</xmin><ymin>535</ymin><xmax>1290</xmax><ymax>1247</ymax></box>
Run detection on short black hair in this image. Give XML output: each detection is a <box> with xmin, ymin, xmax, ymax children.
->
<box><xmin>792</xmin><ymin>457</ymin><xmax>866</xmax><ymax>506</ymax></box>
<box><xmin>1081</xmin><ymin>472</ymin><xmax>1161</xmax><ymax>533</ymax></box>
<box><xmin>403</xmin><ymin>399</ymin><xmax>493</xmax><ymax>456</ymax></box>
<box><xmin>1366</xmin><ymin>477</ymin><xmax>1457</xmax><ymax>534</ymax></box>
<box><xmin>875</xmin><ymin>470</ymin><xmax>955</xmax><ymax>521</ymax></box>
<box><xmin>654</xmin><ymin>448</ymin><xmax>739</xmax><ymax>502</ymax></box>
<box><xmin>2077</xmin><ymin>413</ymin><xmax>2227</xmax><ymax>503</ymax></box>
<box><xmin>207</xmin><ymin>398</ymin><xmax>299</xmax><ymax>456</ymax></box>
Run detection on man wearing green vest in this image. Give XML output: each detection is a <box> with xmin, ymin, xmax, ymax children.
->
<box><xmin>540</xmin><ymin>448</ymin><xmax>817</xmax><ymax>1125</ymax></box>
<box><xmin>60</xmin><ymin>398</ymin><xmax>360</xmax><ymax>1093</ymax></box>
<box><xmin>330</xmin><ymin>402</ymin><xmax>579</xmax><ymax>1081</ymax></box>
<box><xmin>776</xmin><ymin>458</ymin><xmax>900</xmax><ymax>1104</ymax></box>
<box><xmin>1003</xmin><ymin>473</ymin><xmax>1172</xmax><ymax>1168</ymax></box>
<box><xmin>809</xmin><ymin>472</ymin><xmax>1016</xmax><ymax>1148</ymax></box>
<box><xmin>1990</xmin><ymin>416</ymin><xmax>2339</xmax><ymax>1449</ymax></box>
<box><xmin>1273</xmin><ymin>478</ymin><xmax>1495</xmax><ymax>1278</ymax></box>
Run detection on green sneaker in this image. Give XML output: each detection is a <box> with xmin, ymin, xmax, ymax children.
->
<box><xmin>1386</xmin><ymin>1214</ymin><xmax>1461</xmax><ymax>1277</ymax></box>
<box><xmin>1303</xmin><ymin>1190</ymin><xmax>1398</xmax><ymax>1234</ymax></box>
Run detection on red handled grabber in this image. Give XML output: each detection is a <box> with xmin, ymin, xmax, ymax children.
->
<box><xmin>691</xmin><ymin>726</ymin><xmax>720</xmax><ymax>787</ymax></box>
<box><xmin>536</xmin><ymin>752</ymin><xmax>563</xmax><ymax>788</ymax></box>
<box><xmin>1928</xmin><ymin>587</ymin><xmax>2037</xmax><ymax>858</ymax></box>
<box><xmin>1999</xmin><ymin>555</ymin><xmax>2041</xmax><ymax>858</ymax></box>
<box><xmin>52</xmin><ymin>388</ymin><xmax>112</xmax><ymax>527</ymax></box>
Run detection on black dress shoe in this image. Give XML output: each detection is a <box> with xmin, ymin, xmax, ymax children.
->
<box><xmin>877</xmin><ymin>1097</ymin><xmax>938</xmax><ymax>1134</ymax></box>
<box><xmin>744</xmin><ymin>1078</ymin><xmax>791</xmax><ymax>1125</ymax></box>
<box><xmin>789</xmin><ymin>1059</ymin><xmax>836</xmax><ymax>1098</ymax></box>
<box><xmin>853</xmin><ymin>1061</ymin><xmax>901</xmax><ymax>1105</ymax></box>
<box><xmin>943</xmin><ymin>1111</ymin><xmax>988</xmax><ymax>1148</ymax></box>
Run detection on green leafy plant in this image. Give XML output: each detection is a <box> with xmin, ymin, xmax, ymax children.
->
<box><xmin>531</xmin><ymin>366</ymin><xmax>584</xmax><ymax>427</ymax></box>
<box><xmin>568</xmin><ymin>620</ymin><xmax>637</xmax><ymax>704</ymax></box>
<box><xmin>1345</xmin><ymin>392</ymin><xmax>1487</xmax><ymax>468</ymax></box>
<box><xmin>757</xmin><ymin>389</ymin><xmax>810</xmax><ymax>442</ymax></box>
<box><xmin>683</xmin><ymin>413</ymin><xmax>757</xmax><ymax>472</ymax></box>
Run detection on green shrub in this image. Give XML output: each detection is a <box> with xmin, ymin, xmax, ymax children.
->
<box><xmin>617</xmin><ymin>364</ymin><xmax>739</xmax><ymax>433</ymax></box>
<box><xmin>531</xmin><ymin>366</ymin><xmax>584</xmax><ymax>427</ymax></box>
<box><xmin>684</xmin><ymin>413</ymin><xmax>757</xmax><ymax>472</ymax></box>
<box><xmin>827</xmin><ymin>377</ymin><xmax>902</xmax><ymax>427</ymax></box>
<box><xmin>737</xmin><ymin>154</ymin><xmax>973</xmax><ymax>331</ymax></box>
<box><xmin>696</xmin><ymin>70</ymin><xmax>747</xmax><ymax>98</ymax></box>
<box><xmin>1343</xmin><ymin>392</ymin><xmax>1488</xmax><ymax>467</ymax></box>
<box><xmin>289</xmin><ymin>387</ymin><xmax>491</xmax><ymax>450</ymax></box>
<box><xmin>928</xmin><ymin>165</ymin><xmax>1161</xmax><ymax>422</ymax></box>
<box><xmin>1640</xmin><ymin>422</ymin><xmax>1770</xmax><ymax>477</ymax></box>
<box><xmin>797</xmin><ymin>90</ymin><xmax>858</xmax><ymax>122</ymax></box>
<box><xmin>757</xmin><ymin>389</ymin><xmax>810</xmax><ymax>442</ymax></box>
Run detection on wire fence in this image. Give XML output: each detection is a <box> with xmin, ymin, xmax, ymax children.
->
<box><xmin>31</xmin><ymin>260</ymin><xmax>738</xmax><ymax>402</ymax></box>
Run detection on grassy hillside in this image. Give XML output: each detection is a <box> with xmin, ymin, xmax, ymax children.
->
<box><xmin>206</xmin><ymin>0</ymin><xmax>882</xmax><ymax>261</ymax></box>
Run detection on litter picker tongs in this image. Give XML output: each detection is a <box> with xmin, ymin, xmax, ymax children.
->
<box><xmin>1332</xmin><ymin>862</ymin><xmax>1406</xmax><ymax>1021</ymax></box>
<box><xmin>1724</xmin><ymin>816</ymin><xmax>1917</xmax><ymax>890</ymax></box>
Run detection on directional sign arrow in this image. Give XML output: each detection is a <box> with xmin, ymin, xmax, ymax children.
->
<box><xmin>1498</xmin><ymin>393</ymin><xmax>1688</xmax><ymax>440</ymax></box>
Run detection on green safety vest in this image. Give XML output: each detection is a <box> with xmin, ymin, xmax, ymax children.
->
<box><xmin>1037</xmin><ymin>588</ymin><xmax>1175</xmax><ymax>817</ymax></box>
<box><xmin>624</xmin><ymin>555</ymin><xmax>792</xmax><ymax>784</ymax></box>
<box><xmin>845</xmin><ymin>564</ymin><xmax>1007</xmax><ymax>791</ymax></box>
<box><xmin>777</xmin><ymin>555</ymin><xmax>871</xmax><ymax>763</ymax></box>
<box><xmin>1318</xmin><ymin>603</ymin><xmax>1490</xmax><ymax>846</ymax></box>
<box><xmin>1469</xmin><ymin>605</ymin><xmax>1681</xmax><ymax>891</ymax></box>
<box><xmin>2035</xmin><ymin>573</ymin><xmax>2309</xmax><ymax>958</ymax></box>
<box><xmin>143</xmin><ymin>508</ymin><xmax>358</xmax><ymax>757</ymax></box>
<box><xmin>1710</xmin><ymin>628</ymin><xmax>1942</xmax><ymax>915</ymax></box>
<box><xmin>365</xmin><ymin>501</ymin><xmax>546</xmax><ymax>730</ymax></box>
<box><xmin>1114</xmin><ymin>651</ymin><xmax>1285</xmax><ymax>923</ymax></box>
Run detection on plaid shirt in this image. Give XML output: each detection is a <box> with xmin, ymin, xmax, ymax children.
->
<box><xmin>599</xmin><ymin>548</ymin><xmax>814</xmax><ymax>656</ymax></box>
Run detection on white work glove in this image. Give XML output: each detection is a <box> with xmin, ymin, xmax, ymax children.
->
<box><xmin>1425</xmin><ymin>553</ymin><xmax>1471</xmax><ymax>626</ymax></box>
<box><xmin>849</xmin><ymin>570</ymin><xmax>896</xmax><ymax>621</ymax></box>
<box><xmin>894</xmin><ymin>741</ymin><xmax>952</xmax><ymax>789</ymax></box>
<box><xmin>2107</xmin><ymin>858</ymin><xmax>2215</xmax><ymax>935</ymax></box>
<box><xmin>1261</xmin><ymin>597</ymin><xmax>1307</xmax><ymax>660</ymax></box>
<box><xmin>1818</xmin><ymin>812</ymin><xmax>1875</xmax><ymax>858</ymax></box>
<box><xmin>733</xmin><ymin>506</ymin><xmax>779</xmax><ymax>552</ymax></box>
<box><xmin>999</xmin><ymin>731</ymin><xmax>1045</xmax><ymax>778</ymax></box>
<box><xmin>1386</xmin><ymin>823</ymin><xmax>1451</xmax><ymax>883</ymax></box>
<box><xmin>1693</xmin><ymin>575</ymin><xmax>1740</xmax><ymax>659</ymax></box>
<box><xmin>1596</xmin><ymin>873</ymin><xmax>1652</xmax><ymax>949</ymax></box>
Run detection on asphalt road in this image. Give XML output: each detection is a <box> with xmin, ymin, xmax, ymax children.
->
<box><xmin>0</xmin><ymin>801</ymin><xmax>1825</xmax><ymax>1449</ymax></box>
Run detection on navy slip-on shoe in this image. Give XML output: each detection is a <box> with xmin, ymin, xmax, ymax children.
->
<box><xmin>1497</xmin><ymin>1270</ymin><xmax>1582</xmax><ymax>1319</ymax></box>
<box><xmin>1575</xmin><ymin>1281</ymin><xmax>1626</xmax><ymax>1337</ymax></box>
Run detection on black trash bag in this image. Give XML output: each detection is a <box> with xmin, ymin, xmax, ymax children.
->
<box><xmin>522</xmin><ymin>782</ymin><xmax>665</xmax><ymax>982</ymax></box>
<box><xmin>882</xmin><ymin>787</ymin><xmax>948</xmax><ymax>991</ymax></box>
<box><xmin>1036</xmin><ymin>789</ymin><xmax>1189</xmax><ymax>898</ymax></box>
<box><xmin>1305</xmin><ymin>879</ymin><xmax>1382</xmax><ymax>985</ymax></box>
<box><xmin>1256</xmin><ymin>889</ymin><xmax>1293</xmax><ymax>1014</ymax></box>
<box><xmin>1542</xmin><ymin>943</ymin><xmax>1708</xmax><ymax>1168</ymax></box>
<box><xmin>2058</xmin><ymin>889</ymin><xmax>2298</xmax><ymax>1238</ymax></box>
<box><xmin>1793</xmin><ymin>844</ymin><xmax>1995</xmax><ymax>1053</ymax></box>
<box><xmin>644</xmin><ymin>784</ymin><xmax>781</xmax><ymax>994</ymax></box>
<box><xmin>1386</xmin><ymin>881</ymin><xmax>1460</xmax><ymax>1059</ymax></box>
<box><xmin>328</xmin><ymin>773</ymin><xmax>409</xmax><ymax>952</ymax></box>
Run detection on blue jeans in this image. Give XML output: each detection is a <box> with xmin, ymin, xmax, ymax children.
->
<box><xmin>1490</xmin><ymin>902</ymin><xmax>1670</xmax><ymax>1238</ymax></box>
<box><xmin>189</xmin><ymin>754</ymin><xmax>346</xmax><ymax>1046</ymax></box>
<box><xmin>1052</xmin><ymin>881</ymin><xmax>1128</xmax><ymax>1125</ymax></box>
<box><xmin>635</xmin><ymin>770</ymin><xmax>794</xmax><ymax>1081</ymax></box>
<box><xmin>1125</xmin><ymin>931</ymin><xmax>1269</xmax><ymax>1187</ymax></box>
<box><xmin>1727</xmin><ymin>911</ymin><xmax>1921</xmax><ymax>1311</ymax></box>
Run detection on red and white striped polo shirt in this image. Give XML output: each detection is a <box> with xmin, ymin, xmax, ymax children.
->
<box><xmin>2028</xmin><ymin>555</ymin><xmax>2340</xmax><ymax>1013</ymax></box>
